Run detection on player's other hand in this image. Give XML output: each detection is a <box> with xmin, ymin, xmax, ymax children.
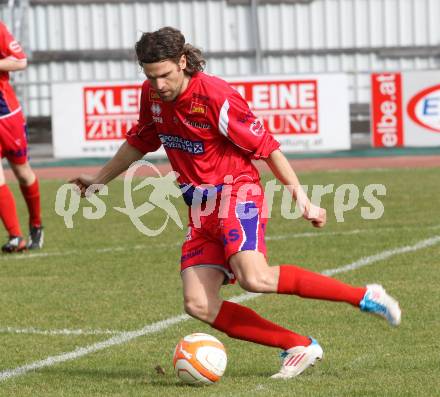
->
<box><xmin>68</xmin><ymin>174</ymin><xmax>100</xmax><ymax>198</ymax></box>
<box><xmin>303</xmin><ymin>203</ymin><xmax>327</xmax><ymax>228</ymax></box>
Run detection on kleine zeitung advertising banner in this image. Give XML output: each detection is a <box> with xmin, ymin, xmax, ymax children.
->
<box><xmin>83</xmin><ymin>84</ymin><xmax>141</xmax><ymax>141</ymax></box>
<box><xmin>52</xmin><ymin>74</ymin><xmax>351</xmax><ymax>158</ymax></box>
<box><xmin>228</xmin><ymin>75</ymin><xmax>350</xmax><ymax>152</ymax></box>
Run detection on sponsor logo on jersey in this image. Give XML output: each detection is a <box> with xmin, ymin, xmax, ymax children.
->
<box><xmin>190</xmin><ymin>101</ymin><xmax>207</xmax><ymax>116</ymax></box>
<box><xmin>5</xmin><ymin>147</ymin><xmax>27</xmax><ymax>158</ymax></box>
<box><xmin>181</xmin><ymin>247</ymin><xmax>204</xmax><ymax>263</ymax></box>
<box><xmin>183</xmin><ymin>118</ymin><xmax>212</xmax><ymax>130</ymax></box>
<box><xmin>158</xmin><ymin>134</ymin><xmax>205</xmax><ymax>155</ymax></box>
<box><xmin>149</xmin><ymin>88</ymin><xmax>161</xmax><ymax>102</ymax></box>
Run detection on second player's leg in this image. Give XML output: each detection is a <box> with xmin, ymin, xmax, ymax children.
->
<box><xmin>9</xmin><ymin>160</ymin><xmax>36</xmax><ymax>186</ymax></box>
<box><xmin>0</xmin><ymin>160</ymin><xmax>25</xmax><ymax>252</ymax></box>
<box><xmin>9</xmin><ymin>161</ymin><xmax>43</xmax><ymax>249</ymax></box>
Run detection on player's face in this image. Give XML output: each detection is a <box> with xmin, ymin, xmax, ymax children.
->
<box><xmin>143</xmin><ymin>56</ymin><xmax>188</xmax><ymax>102</ymax></box>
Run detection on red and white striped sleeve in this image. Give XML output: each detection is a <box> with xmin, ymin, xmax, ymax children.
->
<box><xmin>217</xmin><ymin>90</ymin><xmax>280</xmax><ymax>159</ymax></box>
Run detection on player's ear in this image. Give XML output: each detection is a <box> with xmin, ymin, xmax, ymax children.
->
<box><xmin>178</xmin><ymin>54</ymin><xmax>187</xmax><ymax>71</ymax></box>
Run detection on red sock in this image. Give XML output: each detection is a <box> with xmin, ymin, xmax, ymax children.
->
<box><xmin>212</xmin><ymin>300</ymin><xmax>310</xmax><ymax>350</ymax></box>
<box><xmin>19</xmin><ymin>179</ymin><xmax>42</xmax><ymax>227</ymax></box>
<box><xmin>277</xmin><ymin>265</ymin><xmax>366</xmax><ymax>307</ymax></box>
<box><xmin>0</xmin><ymin>184</ymin><xmax>22</xmax><ymax>237</ymax></box>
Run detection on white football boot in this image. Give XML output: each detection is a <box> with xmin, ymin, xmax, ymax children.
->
<box><xmin>271</xmin><ymin>338</ymin><xmax>323</xmax><ymax>379</ymax></box>
<box><xmin>359</xmin><ymin>284</ymin><xmax>401</xmax><ymax>326</ymax></box>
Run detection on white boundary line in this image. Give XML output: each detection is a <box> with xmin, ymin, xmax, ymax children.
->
<box><xmin>0</xmin><ymin>229</ymin><xmax>361</xmax><ymax>261</ymax></box>
<box><xmin>0</xmin><ymin>327</ymin><xmax>123</xmax><ymax>336</ymax></box>
<box><xmin>1</xmin><ymin>229</ymin><xmax>363</xmax><ymax>261</ymax></box>
<box><xmin>1</xmin><ymin>234</ymin><xmax>440</xmax><ymax>382</ymax></box>
<box><xmin>1</xmin><ymin>225</ymin><xmax>438</xmax><ymax>261</ymax></box>
<box><xmin>0</xmin><ymin>226</ymin><xmax>417</xmax><ymax>338</ymax></box>
<box><xmin>322</xmin><ymin>235</ymin><xmax>440</xmax><ymax>276</ymax></box>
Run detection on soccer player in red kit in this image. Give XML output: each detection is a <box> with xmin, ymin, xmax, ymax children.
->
<box><xmin>72</xmin><ymin>27</ymin><xmax>401</xmax><ymax>379</ymax></box>
<box><xmin>0</xmin><ymin>21</ymin><xmax>43</xmax><ymax>252</ymax></box>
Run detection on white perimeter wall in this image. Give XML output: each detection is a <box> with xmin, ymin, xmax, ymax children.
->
<box><xmin>1</xmin><ymin>0</ymin><xmax>439</xmax><ymax>117</ymax></box>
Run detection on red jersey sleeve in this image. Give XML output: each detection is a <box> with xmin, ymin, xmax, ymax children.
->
<box><xmin>125</xmin><ymin>83</ymin><xmax>162</xmax><ymax>154</ymax></box>
<box><xmin>0</xmin><ymin>22</ymin><xmax>26</xmax><ymax>60</ymax></box>
<box><xmin>218</xmin><ymin>90</ymin><xmax>280</xmax><ymax>160</ymax></box>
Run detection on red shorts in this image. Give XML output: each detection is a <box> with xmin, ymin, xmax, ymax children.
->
<box><xmin>0</xmin><ymin>109</ymin><xmax>28</xmax><ymax>164</ymax></box>
<box><xmin>180</xmin><ymin>181</ymin><xmax>268</xmax><ymax>284</ymax></box>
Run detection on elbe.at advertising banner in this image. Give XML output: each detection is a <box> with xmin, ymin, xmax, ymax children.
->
<box><xmin>371</xmin><ymin>71</ymin><xmax>440</xmax><ymax>147</ymax></box>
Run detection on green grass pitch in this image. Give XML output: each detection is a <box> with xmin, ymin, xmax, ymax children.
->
<box><xmin>0</xmin><ymin>166</ymin><xmax>439</xmax><ymax>396</ymax></box>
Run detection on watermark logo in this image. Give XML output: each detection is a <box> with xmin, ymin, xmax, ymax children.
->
<box><xmin>55</xmin><ymin>160</ymin><xmax>186</xmax><ymax>236</ymax></box>
<box><xmin>55</xmin><ymin>161</ymin><xmax>387</xmax><ymax>236</ymax></box>
<box><xmin>114</xmin><ymin>160</ymin><xmax>184</xmax><ymax>236</ymax></box>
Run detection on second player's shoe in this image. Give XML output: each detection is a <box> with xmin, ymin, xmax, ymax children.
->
<box><xmin>270</xmin><ymin>338</ymin><xmax>323</xmax><ymax>379</ymax></box>
<box><xmin>2</xmin><ymin>236</ymin><xmax>27</xmax><ymax>253</ymax></box>
<box><xmin>27</xmin><ymin>226</ymin><xmax>44</xmax><ymax>250</ymax></box>
<box><xmin>359</xmin><ymin>284</ymin><xmax>401</xmax><ymax>326</ymax></box>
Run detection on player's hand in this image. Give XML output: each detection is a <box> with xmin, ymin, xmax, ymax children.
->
<box><xmin>68</xmin><ymin>174</ymin><xmax>99</xmax><ymax>198</ymax></box>
<box><xmin>303</xmin><ymin>203</ymin><xmax>327</xmax><ymax>228</ymax></box>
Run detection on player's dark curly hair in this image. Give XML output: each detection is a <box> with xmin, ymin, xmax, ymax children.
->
<box><xmin>135</xmin><ymin>26</ymin><xmax>206</xmax><ymax>75</ymax></box>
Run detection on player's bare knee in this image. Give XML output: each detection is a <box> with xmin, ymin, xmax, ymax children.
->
<box><xmin>236</xmin><ymin>274</ymin><xmax>264</xmax><ymax>293</ymax></box>
<box><xmin>236</xmin><ymin>271</ymin><xmax>276</xmax><ymax>293</ymax></box>
<box><xmin>17</xmin><ymin>175</ymin><xmax>31</xmax><ymax>185</ymax></box>
<box><xmin>183</xmin><ymin>297</ymin><xmax>210</xmax><ymax>321</ymax></box>
<box><xmin>13</xmin><ymin>165</ymin><xmax>35</xmax><ymax>186</ymax></box>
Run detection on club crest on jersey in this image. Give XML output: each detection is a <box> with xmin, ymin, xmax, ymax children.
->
<box><xmin>190</xmin><ymin>101</ymin><xmax>207</xmax><ymax>116</ymax></box>
<box><xmin>151</xmin><ymin>103</ymin><xmax>163</xmax><ymax>123</ymax></box>
<box><xmin>9</xmin><ymin>40</ymin><xmax>22</xmax><ymax>53</ymax></box>
<box><xmin>249</xmin><ymin>119</ymin><xmax>264</xmax><ymax>136</ymax></box>
<box><xmin>149</xmin><ymin>88</ymin><xmax>161</xmax><ymax>102</ymax></box>
<box><xmin>151</xmin><ymin>102</ymin><xmax>161</xmax><ymax>115</ymax></box>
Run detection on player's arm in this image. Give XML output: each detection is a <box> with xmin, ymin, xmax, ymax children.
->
<box><xmin>69</xmin><ymin>141</ymin><xmax>144</xmax><ymax>196</ymax></box>
<box><xmin>0</xmin><ymin>57</ymin><xmax>27</xmax><ymax>72</ymax></box>
<box><xmin>0</xmin><ymin>23</ymin><xmax>27</xmax><ymax>71</ymax></box>
<box><xmin>265</xmin><ymin>149</ymin><xmax>326</xmax><ymax>228</ymax></box>
<box><xmin>220</xmin><ymin>91</ymin><xmax>325</xmax><ymax>227</ymax></box>
<box><xmin>70</xmin><ymin>82</ymin><xmax>161</xmax><ymax>196</ymax></box>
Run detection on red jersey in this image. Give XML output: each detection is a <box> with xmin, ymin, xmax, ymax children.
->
<box><xmin>0</xmin><ymin>22</ymin><xmax>26</xmax><ymax>116</ymax></box>
<box><xmin>126</xmin><ymin>72</ymin><xmax>280</xmax><ymax>204</ymax></box>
